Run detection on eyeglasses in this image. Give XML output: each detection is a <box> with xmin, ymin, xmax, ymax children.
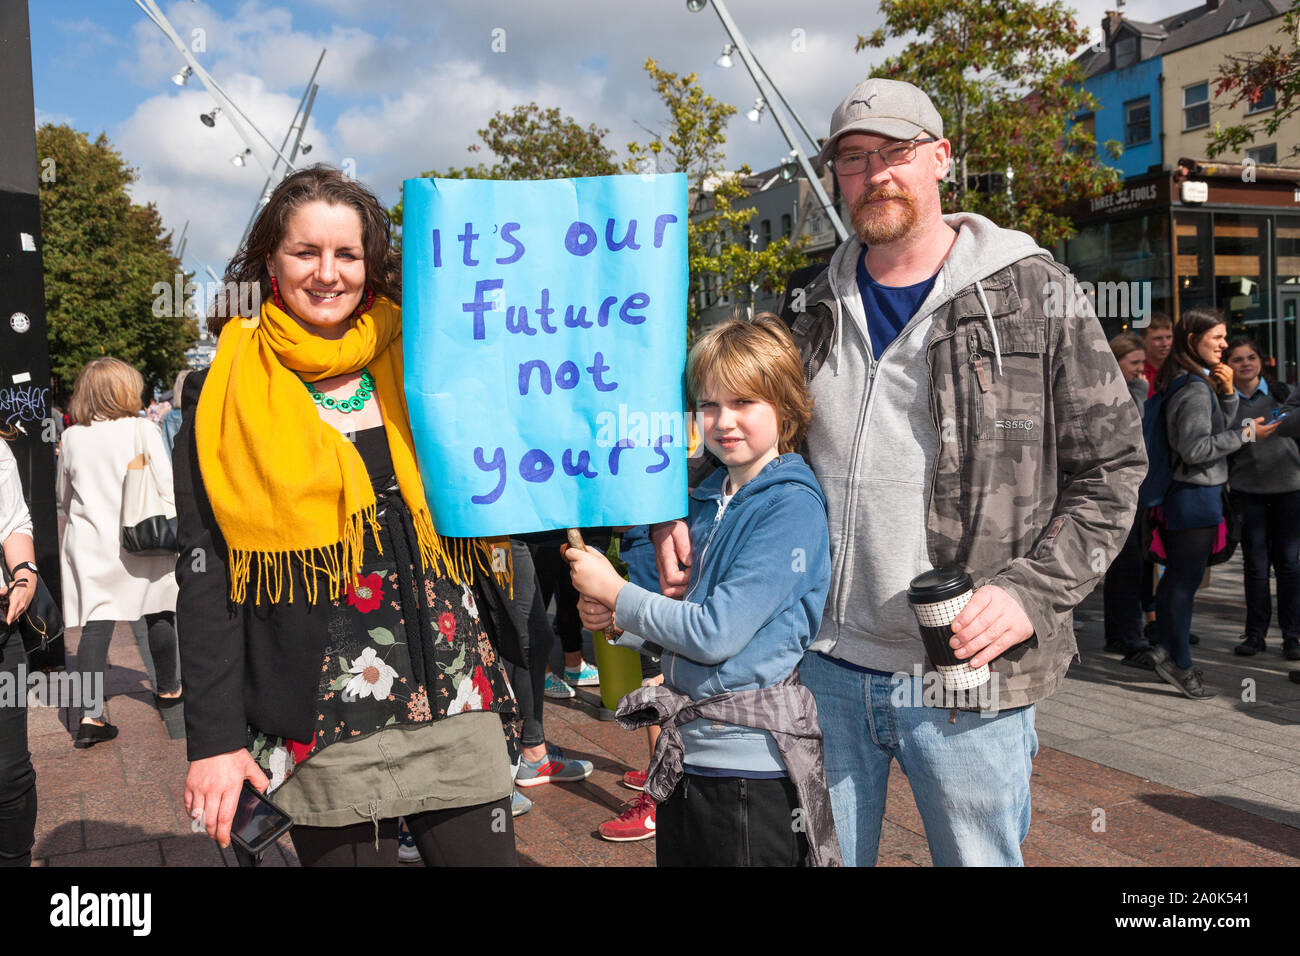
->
<box><xmin>828</xmin><ymin>138</ymin><xmax>937</xmax><ymax>176</ymax></box>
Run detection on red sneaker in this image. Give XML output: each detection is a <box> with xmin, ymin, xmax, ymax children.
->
<box><xmin>598</xmin><ymin>793</ymin><xmax>656</xmax><ymax>842</ymax></box>
<box><xmin>622</xmin><ymin>768</ymin><xmax>648</xmax><ymax>791</ymax></box>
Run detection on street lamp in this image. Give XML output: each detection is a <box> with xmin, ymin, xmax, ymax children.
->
<box><xmin>199</xmin><ymin>107</ymin><xmax>220</xmax><ymax>127</ymax></box>
<box><xmin>686</xmin><ymin>0</ymin><xmax>848</xmax><ymax>242</ymax></box>
<box><xmin>172</xmin><ymin>65</ymin><xmax>192</xmax><ymax>86</ymax></box>
<box><xmin>231</xmin><ymin>148</ymin><xmax>251</xmax><ymax>167</ymax></box>
<box><xmin>715</xmin><ymin>44</ymin><xmax>735</xmax><ymax>68</ymax></box>
<box><xmin>300</xmin><ymin>142</ymin><xmax>313</xmax><ymax>155</ymax></box>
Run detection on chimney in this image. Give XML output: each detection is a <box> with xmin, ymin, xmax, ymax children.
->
<box><xmin>1102</xmin><ymin>10</ymin><xmax>1124</xmax><ymax>41</ymax></box>
<box><xmin>1205</xmin><ymin>0</ymin><xmax>1222</xmax><ymax>8</ymax></box>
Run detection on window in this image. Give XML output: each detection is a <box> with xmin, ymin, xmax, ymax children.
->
<box><xmin>1124</xmin><ymin>97</ymin><xmax>1151</xmax><ymax>146</ymax></box>
<box><xmin>1183</xmin><ymin>82</ymin><xmax>1209</xmax><ymax>130</ymax></box>
<box><xmin>1113</xmin><ymin>34</ymin><xmax>1138</xmax><ymax>69</ymax></box>
<box><xmin>781</xmin><ymin>214</ymin><xmax>792</xmax><ymax>239</ymax></box>
<box><xmin>1247</xmin><ymin>87</ymin><xmax>1276</xmax><ymax>114</ymax></box>
<box><xmin>1226</xmin><ymin>12</ymin><xmax>1250</xmax><ymax>32</ymax></box>
<box><xmin>1247</xmin><ymin>144</ymin><xmax>1277</xmax><ymax>165</ymax></box>
<box><xmin>761</xmin><ymin>219</ymin><xmax>772</xmax><ymax>248</ymax></box>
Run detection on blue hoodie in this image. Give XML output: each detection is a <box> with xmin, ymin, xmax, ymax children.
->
<box><xmin>613</xmin><ymin>453</ymin><xmax>831</xmax><ymax>774</ymax></box>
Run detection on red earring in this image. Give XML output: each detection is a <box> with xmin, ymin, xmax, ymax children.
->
<box><xmin>270</xmin><ymin>276</ymin><xmax>284</xmax><ymax>309</ymax></box>
<box><xmin>353</xmin><ymin>288</ymin><xmax>374</xmax><ymax>317</ymax></box>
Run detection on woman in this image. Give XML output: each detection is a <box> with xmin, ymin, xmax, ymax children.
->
<box><xmin>1103</xmin><ymin>334</ymin><xmax>1156</xmax><ymax>666</ymax></box>
<box><xmin>57</xmin><ymin>358</ymin><xmax>182</xmax><ymax>747</ymax></box>
<box><xmin>177</xmin><ymin>165</ymin><xmax>522</xmax><ymax>867</ymax></box>
<box><xmin>1223</xmin><ymin>338</ymin><xmax>1299</xmax><ymax>659</ymax></box>
<box><xmin>1149</xmin><ymin>309</ymin><xmax>1260</xmax><ymax>699</ymax></box>
<box><xmin>0</xmin><ymin>428</ymin><xmax>39</xmax><ymax>866</ymax></box>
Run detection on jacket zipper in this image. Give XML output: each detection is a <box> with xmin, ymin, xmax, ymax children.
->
<box><xmin>672</xmin><ymin>496</ymin><xmax>729</xmax><ymax>689</ymax></box>
<box><xmin>739</xmin><ymin>778</ymin><xmax>750</xmax><ymax>867</ymax></box>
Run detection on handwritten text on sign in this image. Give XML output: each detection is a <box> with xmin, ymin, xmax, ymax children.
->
<box><xmin>402</xmin><ymin>175</ymin><xmax>688</xmax><ymax>538</ymax></box>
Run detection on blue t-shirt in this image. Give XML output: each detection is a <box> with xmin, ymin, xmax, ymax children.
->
<box><xmin>856</xmin><ymin>253</ymin><xmax>937</xmax><ymax>360</ymax></box>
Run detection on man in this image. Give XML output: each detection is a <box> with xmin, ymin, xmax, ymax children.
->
<box><xmin>1141</xmin><ymin>313</ymin><xmax>1174</xmax><ymax>397</ymax></box>
<box><xmin>648</xmin><ymin>78</ymin><xmax>1146</xmax><ymax>865</ymax></box>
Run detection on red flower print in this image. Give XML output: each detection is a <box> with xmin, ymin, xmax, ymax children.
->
<box><xmin>471</xmin><ymin>665</ymin><xmax>494</xmax><ymax>708</ymax></box>
<box><xmin>438</xmin><ymin>612</ymin><xmax>456</xmax><ymax>642</ymax></box>
<box><xmin>346</xmin><ymin>572</ymin><xmax>384</xmax><ymax>613</ymax></box>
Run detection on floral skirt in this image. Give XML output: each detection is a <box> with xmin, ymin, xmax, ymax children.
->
<box><xmin>248</xmin><ymin>490</ymin><xmax>521</xmax><ymax>791</ymax></box>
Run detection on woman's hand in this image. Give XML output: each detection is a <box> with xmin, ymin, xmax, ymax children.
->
<box><xmin>562</xmin><ymin>543</ymin><xmax>625</xmax><ymax>609</ymax></box>
<box><xmin>1210</xmin><ymin>363</ymin><xmax>1234</xmax><ymax>395</ymax></box>
<box><xmin>2</xmin><ymin>570</ymin><xmax>34</xmax><ymax>625</ymax></box>
<box><xmin>185</xmin><ymin>750</ymin><xmax>270</xmax><ymax>848</ymax></box>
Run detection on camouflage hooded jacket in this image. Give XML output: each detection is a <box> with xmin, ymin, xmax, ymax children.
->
<box><xmin>779</xmin><ymin>214</ymin><xmax>1147</xmax><ymax>710</ymax></box>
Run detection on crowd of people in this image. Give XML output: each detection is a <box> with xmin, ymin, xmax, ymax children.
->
<box><xmin>1</xmin><ymin>75</ymin><xmax>1297</xmax><ymax>869</ymax></box>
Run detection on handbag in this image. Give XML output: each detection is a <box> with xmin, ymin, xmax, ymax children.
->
<box><xmin>121</xmin><ymin>417</ymin><xmax>178</xmax><ymax>554</ymax></box>
<box><xmin>3</xmin><ymin>563</ymin><xmax>64</xmax><ymax>654</ymax></box>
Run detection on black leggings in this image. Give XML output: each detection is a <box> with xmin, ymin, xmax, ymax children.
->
<box><xmin>289</xmin><ymin>797</ymin><xmax>517</xmax><ymax>867</ymax></box>
<box><xmin>1155</xmin><ymin>525</ymin><xmax>1219</xmax><ymax>669</ymax></box>
<box><xmin>77</xmin><ymin>612</ymin><xmax>181</xmax><ymax>710</ymax></box>
<box><xmin>504</xmin><ymin>541</ymin><xmax>553</xmax><ymax>749</ymax></box>
<box><xmin>0</xmin><ymin>629</ymin><xmax>35</xmax><ymax>867</ymax></box>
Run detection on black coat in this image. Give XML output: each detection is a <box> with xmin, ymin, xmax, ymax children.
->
<box><xmin>173</xmin><ymin>370</ymin><xmax>524</xmax><ymax>762</ymax></box>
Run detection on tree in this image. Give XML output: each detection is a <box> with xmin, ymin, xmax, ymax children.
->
<box><xmin>625</xmin><ymin>59</ymin><xmax>808</xmax><ymax>335</ymax></box>
<box><xmin>857</xmin><ymin>0</ymin><xmax>1121</xmax><ymax>248</ymax></box>
<box><xmin>1206</xmin><ymin>6</ymin><xmax>1299</xmax><ymax>161</ymax></box>
<box><xmin>389</xmin><ymin>103</ymin><xmax>620</xmax><ymax>237</ymax></box>
<box><xmin>37</xmin><ymin>124</ymin><xmax>196</xmax><ymax>398</ymax></box>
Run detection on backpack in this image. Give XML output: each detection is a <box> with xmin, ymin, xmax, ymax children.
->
<box><xmin>1136</xmin><ymin>375</ymin><xmax>1189</xmax><ymax>508</ymax></box>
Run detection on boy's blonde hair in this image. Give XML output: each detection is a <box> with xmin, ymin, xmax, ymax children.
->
<box><xmin>686</xmin><ymin>312</ymin><xmax>814</xmax><ymax>454</ymax></box>
<box><xmin>67</xmin><ymin>357</ymin><xmax>144</xmax><ymax>424</ymax></box>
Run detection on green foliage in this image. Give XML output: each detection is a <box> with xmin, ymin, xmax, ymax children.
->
<box><xmin>1206</xmin><ymin>7</ymin><xmax>1299</xmax><ymax>161</ymax></box>
<box><xmin>625</xmin><ymin>59</ymin><xmax>808</xmax><ymax>337</ymax></box>
<box><xmin>390</xmin><ymin>103</ymin><xmax>619</xmax><ymax>237</ymax></box>
<box><xmin>857</xmin><ymin>0</ymin><xmax>1122</xmax><ymax>248</ymax></box>
<box><xmin>37</xmin><ymin>124</ymin><xmax>196</xmax><ymax>398</ymax></box>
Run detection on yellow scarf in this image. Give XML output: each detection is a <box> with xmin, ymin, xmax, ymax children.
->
<box><xmin>195</xmin><ymin>296</ymin><xmax>504</xmax><ymax>604</ymax></box>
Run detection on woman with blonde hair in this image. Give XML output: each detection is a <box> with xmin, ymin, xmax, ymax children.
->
<box><xmin>58</xmin><ymin>357</ymin><xmax>181</xmax><ymax>747</ymax></box>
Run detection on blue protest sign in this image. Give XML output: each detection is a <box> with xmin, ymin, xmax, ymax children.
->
<box><xmin>402</xmin><ymin>174</ymin><xmax>689</xmax><ymax>538</ymax></box>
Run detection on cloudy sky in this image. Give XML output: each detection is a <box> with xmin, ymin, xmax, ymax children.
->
<box><xmin>30</xmin><ymin>0</ymin><xmax>1181</xmax><ymax>277</ymax></box>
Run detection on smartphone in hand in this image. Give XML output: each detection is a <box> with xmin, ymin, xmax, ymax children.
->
<box><xmin>230</xmin><ymin>780</ymin><xmax>293</xmax><ymax>856</ymax></box>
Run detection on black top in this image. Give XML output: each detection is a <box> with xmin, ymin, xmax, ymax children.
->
<box><xmin>173</xmin><ymin>370</ymin><xmax>524</xmax><ymax>761</ymax></box>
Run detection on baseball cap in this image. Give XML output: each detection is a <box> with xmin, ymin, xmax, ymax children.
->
<box><xmin>817</xmin><ymin>78</ymin><xmax>945</xmax><ymax>167</ymax></box>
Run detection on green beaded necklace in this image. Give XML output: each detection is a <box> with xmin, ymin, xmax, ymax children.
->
<box><xmin>303</xmin><ymin>369</ymin><xmax>375</xmax><ymax>413</ymax></box>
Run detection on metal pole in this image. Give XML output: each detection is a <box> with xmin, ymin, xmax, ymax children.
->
<box><xmin>236</xmin><ymin>49</ymin><xmax>326</xmax><ymax>250</ymax></box>
<box><xmin>702</xmin><ymin>0</ymin><xmax>848</xmax><ymax>242</ymax></box>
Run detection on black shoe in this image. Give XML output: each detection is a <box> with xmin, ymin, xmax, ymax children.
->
<box><xmin>1189</xmin><ymin>632</ymin><xmax>1201</xmax><ymax>646</ymax></box>
<box><xmin>1233</xmin><ymin>634</ymin><xmax>1266</xmax><ymax>657</ymax></box>
<box><xmin>1121</xmin><ymin>648</ymin><xmax>1157</xmax><ymax>670</ymax></box>
<box><xmin>74</xmin><ymin>721</ymin><xmax>119</xmax><ymax>749</ymax></box>
<box><xmin>155</xmin><ymin>689</ymin><xmax>184</xmax><ymax>710</ymax></box>
<box><xmin>1143</xmin><ymin>620</ymin><xmax>1157</xmax><ymax>643</ymax></box>
<box><xmin>1285</xmin><ymin>641</ymin><xmax>1300</xmax><ymax>662</ymax></box>
<box><xmin>1153</xmin><ymin>658</ymin><xmax>1216</xmax><ymax>700</ymax></box>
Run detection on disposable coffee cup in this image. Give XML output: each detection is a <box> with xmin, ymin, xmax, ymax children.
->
<box><xmin>907</xmin><ymin>568</ymin><xmax>990</xmax><ymax>692</ymax></box>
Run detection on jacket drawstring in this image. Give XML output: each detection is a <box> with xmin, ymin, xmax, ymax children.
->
<box><xmin>351</xmin><ymin>800</ymin><xmax>382</xmax><ymax>850</ymax></box>
<box><xmin>974</xmin><ymin>279</ymin><xmax>1003</xmax><ymax>378</ymax></box>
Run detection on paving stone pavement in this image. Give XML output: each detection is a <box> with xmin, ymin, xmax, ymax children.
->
<box><xmin>26</xmin><ymin>553</ymin><xmax>1298</xmax><ymax>866</ymax></box>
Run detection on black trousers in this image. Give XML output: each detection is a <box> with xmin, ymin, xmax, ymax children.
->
<box><xmin>0</xmin><ymin>629</ymin><xmax>35</xmax><ymax>867</ymax></box>
<box><xmin>289</xmin><ymin>796</ymin><xmax>517</xmax><ymax>867</ymax></box>
<box><xmin>503</xmin><ymin>541</ymin><xmax>553</xmax><ymax>749</ymax></box>
<box><xmin>1103</xmin><ymin>520</ymin><xmax>1149</xmax><ymax>652</ymax></box>
<box><xmin>656</xmin><ymin>773</ymin><xmax>808</xmax><ymax>867</ymax></box>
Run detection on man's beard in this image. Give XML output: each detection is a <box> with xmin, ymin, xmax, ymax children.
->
<box><xmin>850</xmin><ymin>187</ymin><xmax>917</xmax><ymax>245</ymax></box>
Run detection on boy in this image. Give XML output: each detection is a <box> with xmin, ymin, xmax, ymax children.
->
<box><xmin>565</xmin><ymin>315</ymin><xmax>837</xmax><ymax>866</ymax></box>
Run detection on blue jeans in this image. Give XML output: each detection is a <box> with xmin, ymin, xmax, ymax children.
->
<box><xmin>798</xmin><ymin>651</ymin><xmax>1037</xmax><ymax>867</ymax></box>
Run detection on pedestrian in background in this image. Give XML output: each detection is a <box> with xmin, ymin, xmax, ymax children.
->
<box><xmin>1103</xmin><ymin>333</ymin><xmax>1157</xmax><ymax>668</ymax></box>
<box><xmin>57</xmin><ymin>358</ymin><xmax>182</xmax><ymax>748</ymax></box>
<box><xmin>1222</xmin><ymin>338</ymin><xmax>1299</xmax><ymax>660</ymax></box>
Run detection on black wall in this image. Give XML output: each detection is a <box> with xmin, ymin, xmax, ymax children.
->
<box><xmin>1</xmin><ymin>0</ymin><xmax>65</xmax><ymax>668</ymax></box>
